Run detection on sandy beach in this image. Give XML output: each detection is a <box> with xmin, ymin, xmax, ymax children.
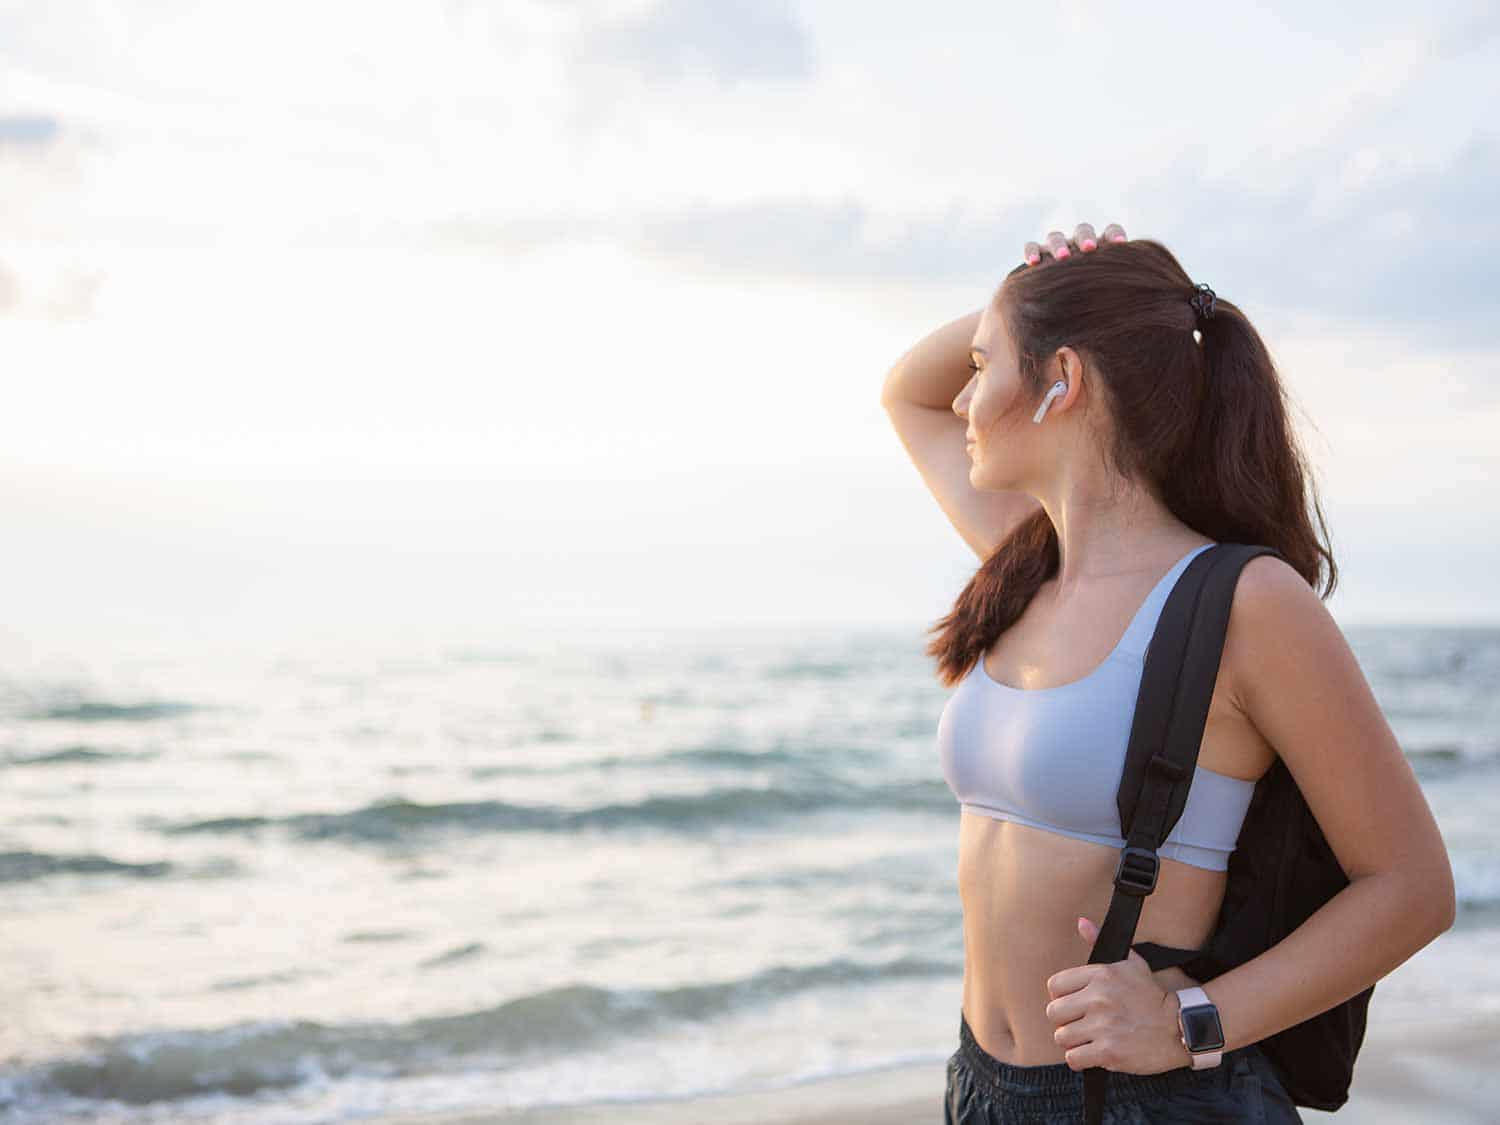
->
<box><xmin>374</xmin><ymin>1011</ymin><xmax>1500</xmax><ymax>1124</ymax></box>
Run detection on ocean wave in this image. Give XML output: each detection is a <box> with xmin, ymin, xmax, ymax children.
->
<box><xmin>0</xmin><ymin>952</ymin><xmax>952</xmax><ymax>1110</ymax></box>
<box><xmin>1407</xmin><ymin>744</ymin><xmax>1465</xmax><ymax>762</ymax></box>
<box><xmin>0</xmin><ymin>852</ymin><xmax>171</xmax><ymax>888</ymax></box>
<box><xmin>468</xmin><ymin>744</ymin><xmax>814</xmax><ymax>779</ymax></box>
<box><xmin>152</xmin><ymin>779</ymin><xmax>956</xmax><ymax>841</ymax></box>
<box><xmin>418</xmin><ymin>941</ymin><xmax>486</xmax><ymax>968</ymax></box>
<box><xmin>339</xmin><ymin>928</ymin><xmax>418</xmax><ymax>944</ymax></box>
<box><xmin>28</xmin><ymin>701</ymin><xmax>201</xmax><ymax>722</ymax></box>
<box><xmin>208</xmin><ymin>968</ymin><xmax>324</xmax><ymax>993</ymax></box>
<box><xmin>1404</xmin><ymin>743</ymin><xmax>1500</xmax><ymax>778</ymax></box>
<box><xmin>0</xmin><ymin>851</ymin><xmax>240</xmax><ymax>884</ymax></box>
<box><xmin>650</xmin><ymin>745</ymin><xmax>830</xmax><ymax>770</ymax></box>
<box><xmin>0</xmin><ymin>850</ymin><xmax>172</xmax><ymax>884</ymax></box>
<box><xmin>762</xmin><ymin>660</ymin><xmax>860</xmax><ymax>680</ymax></box>
<box><xmin>1</xmin><ymin>746</ymin><xmax>160</xmax><ymax>768</ymax></box>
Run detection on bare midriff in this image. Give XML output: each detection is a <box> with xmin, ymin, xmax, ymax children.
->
<box><xmin>956</xmin><ymin>812</ymin><xmax>1228</xmax><ymax>1065</ymax></box>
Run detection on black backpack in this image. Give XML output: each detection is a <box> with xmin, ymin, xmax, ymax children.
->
<box><xmin>1080</xmin><ymin>543</ymin><xmax>1373</xmax><ymax>1125</ymax></box>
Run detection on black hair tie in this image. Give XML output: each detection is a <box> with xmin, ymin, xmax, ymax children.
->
<box><xmin>1189</xmin><ymin>282</ymin><xmax>1217</xmax><ymax>322</ymax></box>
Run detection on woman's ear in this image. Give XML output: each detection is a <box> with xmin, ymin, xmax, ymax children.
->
<box><xmin>1051</xmin><ymin>348</ymin><xmax>1086</xmax><ymax>412</ymax></box>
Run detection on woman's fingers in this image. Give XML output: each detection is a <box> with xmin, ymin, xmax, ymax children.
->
<box><xmin>1021</xmin><ymin>222</ymin><xmax>1127</xmax><ymax>267</ymax></box>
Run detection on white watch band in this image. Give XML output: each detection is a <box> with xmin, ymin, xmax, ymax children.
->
<box><xmin>1175</xmin><ymin>985</ymin><xmax>1223</xmax><ymax>1070</ymax></box>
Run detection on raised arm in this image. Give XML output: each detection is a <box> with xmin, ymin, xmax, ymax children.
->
<box><xmin>879</xmin><ymin>307</ymin><xmax>1041</xmax><ymax>559</ymax></box>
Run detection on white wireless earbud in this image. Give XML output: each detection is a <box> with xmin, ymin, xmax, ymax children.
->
<box><xmin>1032</xmin><ymin>380</ymin><xmax>1067</xmax><ymax>424</ymax></box>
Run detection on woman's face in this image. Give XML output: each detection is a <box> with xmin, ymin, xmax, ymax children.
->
<box><xmin>952</xmin><ymin>301</ymin><xmax>1038</xmax><ymax>489</ymax></box>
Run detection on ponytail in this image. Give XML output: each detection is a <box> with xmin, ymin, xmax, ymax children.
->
<box><xmin>1173</xmin><ymin>303</ymin><xmax>1337</xmax><ymax>591</ymax></box>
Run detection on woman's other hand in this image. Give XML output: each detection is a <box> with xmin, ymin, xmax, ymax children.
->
<box><xmin>1046</xmin><ymin>914</ymin><xmax>1192</xmax><ymax>1074</ymax></box>
<box><xmin>1022</xmin><ymin>222</ymin><xmax>1127</xmax><ymax>266</ymax></box>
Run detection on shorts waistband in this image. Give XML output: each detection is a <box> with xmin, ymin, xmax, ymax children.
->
<box><xmin>956</xmin><ymin>1009</ymin><xmax>1243</xmax><ymax>1111</ymax></box>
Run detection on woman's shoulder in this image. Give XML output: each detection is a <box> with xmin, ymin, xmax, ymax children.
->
<box><xmin>1230</xmin><ymin>552</ymin><xmax>1314</xmax><ymax>603</ymax></box>
<box><xmin>1219</xmin><ymin>550</ymin><xmax>1343</xmax><ymax>721</ymax></box>
<box><xmin>1232</xmin><ymin>550</ymin><xmax>1311</xmax><ymax>605</ymax></box>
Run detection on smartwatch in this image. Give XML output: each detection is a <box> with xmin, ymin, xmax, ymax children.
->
<box><xmin>1175</xmin><ymin>986</ymin><xmax>1225</xmax><ymax>1070</ymax></box>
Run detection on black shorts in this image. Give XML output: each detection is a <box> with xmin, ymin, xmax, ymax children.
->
<box><xmin>944</xmin><ymin>1010</ymin><xmax>1304</xmax><ymax>1124</ymax></box>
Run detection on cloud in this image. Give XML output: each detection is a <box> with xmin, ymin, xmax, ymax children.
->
<box><xmin>422</xmin><ymin>194</ymin><xmax>1050</xmax><ymax>287</ymax></box>
<box><xmin>576</xmin><ymin>0</ymin><xmax>816</xmax><ymax>88</ymax></box>
<box><xmin>502</xmin><ymin>4</ymin><xmax>1500</xmax><ymax>350</ymax></box>
<box><xmin>0</xmin><ymin>113</ymin><xmax>60</xmax><ymax>147</ymax></box>
<box><xmin>1</xmin><ymin>1</ymin><xmax>1495</xmax><ymax>353</ymax></box>
<box><xmin>1435</xmin><ymin>3</ymin><xmax>1500</xmax><ymax>54</ymax></box>
<box><xmin>0</xmin><ymin>262</ymin><xmax>18</xmax><ymax>314</ymax></box>
<box><xmin>625</xmin><ymin>196</ymin><xmax>1040</xmax><ymax>286</ymax></box>
<box><xmin>419</xmin><ymin>120</ymin><xmax>1500</xmax><ymax>355</ymax></box>
<box><xmin>0</xmin><ymin>259</ymin><xmax>107</xmax><ymax>321</ymax></box>
<box><xmin>1118</xmin><ymin>132</ymin><xmax>1500</xmax><ymax>352</ymax></box>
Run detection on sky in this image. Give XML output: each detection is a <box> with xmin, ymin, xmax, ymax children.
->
<box><xmin>1</xmin><ymin>0</ymin><xmax>1498</xmax><ymax>663</ymax></box>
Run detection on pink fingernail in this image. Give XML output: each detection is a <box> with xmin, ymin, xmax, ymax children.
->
<box><xmin>1026</xmin><ymin>253</ymin><xmax>1040</xmax><ymax>264</ymax></box>
<box><xmin>1055</xmin><ymin>247</ymin><xmax>1071</xmax><ymax>259</ymax></box>
<box><xmin>1080</xmin><ymin>239</ymin><xmax>1097</xmax><ymax>251</ymax></box>
<box><xmin>1110</xmin><ymin>234</ymin><xmax>1126</xmax><ymax>242</ymax></box>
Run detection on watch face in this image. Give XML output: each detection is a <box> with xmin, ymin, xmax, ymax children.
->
<box><xmin>1180</xmin><ymin>1003</ymin><xmax>1225</xmax><ymax>1052</ymax></box>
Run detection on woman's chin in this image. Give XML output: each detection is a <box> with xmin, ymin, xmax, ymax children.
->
<box><xmin>970</xmin><ymin>466</ymin><xmax>1012</xmax><ymax>492</ymax></box>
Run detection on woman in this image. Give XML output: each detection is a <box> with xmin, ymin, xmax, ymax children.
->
<box><xmin>879</xmin><ymin>222</ymin><xmax>1456</xmax><ymax>1123</ymax></box>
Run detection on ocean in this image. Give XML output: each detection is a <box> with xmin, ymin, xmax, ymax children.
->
<box><xmin>1</xmin><ymin>622</ymin><xmax>1496</xmax><ymax>1122</ymax></box>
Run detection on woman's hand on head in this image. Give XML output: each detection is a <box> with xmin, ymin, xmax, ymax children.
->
<box><xmin>1022</xmin><ymin>222</ymin><xmax>1126</xmax><ymax>266</ymax></box>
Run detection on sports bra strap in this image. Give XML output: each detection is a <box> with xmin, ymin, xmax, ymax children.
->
<box><xmin>1114</xmin><ymin>544</ymin><xmax>1215</xmax><ymax>660</ymax></box>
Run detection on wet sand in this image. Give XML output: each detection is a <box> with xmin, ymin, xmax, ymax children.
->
<box><xmin>373</xmin><ymin>1011</ymin><xmax>1500</xmax><ymax>1124</ymax></box>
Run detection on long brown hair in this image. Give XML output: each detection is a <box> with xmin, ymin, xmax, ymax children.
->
<box><xmin>925</xmin><ymin>238</ymin><xmax>1336</xmax><ymax>688</ymax></box>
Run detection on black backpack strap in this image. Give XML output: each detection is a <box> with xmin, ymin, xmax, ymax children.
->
<box><xmin>1080</xmin><ymin>543</ymin><xmax>1284</xmax><ymax>1125</ymax></box>
<box><xmin>1131</xmin><ymin>941</ymin><xmax>1202</xmax><ymax>972</ymax></box>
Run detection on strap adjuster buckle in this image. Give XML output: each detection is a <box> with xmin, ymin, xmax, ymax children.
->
<box><xmin>1113</xmin><ymin>846</ymin><xmax>1160</xmax><ymax>896</ymax></box>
